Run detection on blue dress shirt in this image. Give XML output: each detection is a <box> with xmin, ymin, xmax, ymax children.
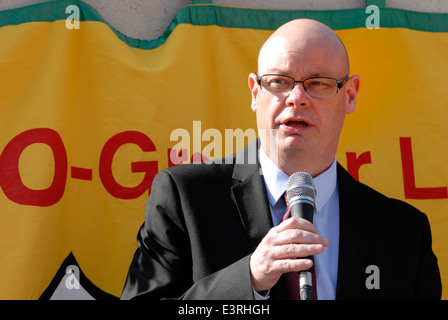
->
<box><xmin>258</xmin><ymin>149</ymin><xmax>340</xmax><ymax>300</ymax></box>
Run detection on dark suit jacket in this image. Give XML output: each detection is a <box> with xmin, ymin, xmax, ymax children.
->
<box><xmin>121</xmin><ymin>142</ymin><xmax>441</xmax><ymax>300</ymax></box>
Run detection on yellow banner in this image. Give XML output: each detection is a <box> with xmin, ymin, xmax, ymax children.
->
<box><xmin>0</xmin><ymin>1</ymin><xmax>447</xmax><ymax>299</ymax></box>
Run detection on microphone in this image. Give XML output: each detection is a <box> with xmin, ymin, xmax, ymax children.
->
<box><xmin>286</xmin><ymin>172</ymin><xmax>317</xmax><ymax>300</ymax></box>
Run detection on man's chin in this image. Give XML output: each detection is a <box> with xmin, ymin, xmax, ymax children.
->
<box><xmin>280</xmin><ymin>137</ymin><xmax>313</xmax><ymax>154</ymax></box>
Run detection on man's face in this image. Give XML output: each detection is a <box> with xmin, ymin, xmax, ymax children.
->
<box><xmin>249</xmin><ymin>26</ymin><xmax>359</xmax><ymax>175</ymax></box>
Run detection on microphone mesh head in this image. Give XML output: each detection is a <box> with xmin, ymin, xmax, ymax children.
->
<box><xmin>286</xmin><ymin>172</ymin><xmax>317</xmax><ymax>204</ymax></box>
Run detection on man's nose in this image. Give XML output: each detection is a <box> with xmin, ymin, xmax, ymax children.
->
<box><xmin>285</xmin><ymin>82</ymin><xmax>310</xmax><ymax>108</ymax></box>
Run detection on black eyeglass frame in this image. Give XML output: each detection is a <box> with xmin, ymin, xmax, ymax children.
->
<box><xmin>255</xmin><ymin>73</ymin><xmax>350</xmax><ymax>98</ymax></box>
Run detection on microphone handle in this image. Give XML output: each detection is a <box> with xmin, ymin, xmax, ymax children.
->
<box><xmin>289</xmin><ymin>201</ymin><xmax>315</xmax><ymax>273</ymax></box>
<box><xmin>299</xmin><ymin>271</ymin><xmax>314</xmax><ymax>300</ymax></box>
<box><xmin>289</xmin><ymin>201</ymin><xmax>315</xmax><ymax>300</ymax></box>
<box><xmin>289</xmin><ymin>200</ymin><xmax>314</xmax><ymax>223</ymax></box>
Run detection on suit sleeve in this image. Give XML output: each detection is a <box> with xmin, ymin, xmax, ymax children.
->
<box><xmin>414</xmin><ymin>212</ymin><xmax>442</xmax><ymax>299</ymax></box>
<box><xmin>120</xmin><ymin>170</ymin><xmax>255</xmax><ymax>300</ymax></box>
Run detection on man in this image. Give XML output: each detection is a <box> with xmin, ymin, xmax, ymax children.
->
<box><xmin>121</xmin><ymin>19</ymin><xmax>441</xmax><ymax>300</ymax></box>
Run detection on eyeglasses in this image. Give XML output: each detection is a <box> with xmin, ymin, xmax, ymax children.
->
<box><xmin>256</xmin><ymin>73</ymin><xmax>349</xmax><ymax>99</ymax></box>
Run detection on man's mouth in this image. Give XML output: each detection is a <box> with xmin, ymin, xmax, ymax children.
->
<box><xmin>286</xmin><ymin>120</ymin><xmax>309</xmax><ymax>128</ymax></box>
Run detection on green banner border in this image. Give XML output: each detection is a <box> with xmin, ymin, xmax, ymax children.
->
<box><xmin>0</xmin><ymin>0</ymin><xmax>447</xmax><ymax>50</ymax></box>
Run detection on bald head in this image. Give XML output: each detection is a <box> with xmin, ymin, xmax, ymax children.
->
<box><xmin>249</xmin><ymin>19</ymin><xmax>360</xmax><ymax>176</ymax></box>
<box><xmin>258</xmin><ymin>19</ymin><xmax>350</xmax><ymax>76</ymax></box>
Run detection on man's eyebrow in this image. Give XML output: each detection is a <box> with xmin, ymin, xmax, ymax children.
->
<box><xmin>302</xmin><ymin>70</ymin><xmax>335</xmax><ymax>78</ymax></box>
<box><xmin>263</xmin><ymin>69</ymin><xmax>336</xmax><ymax>78</ymax></box>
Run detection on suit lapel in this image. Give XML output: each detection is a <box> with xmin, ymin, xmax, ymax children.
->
<box><xmin>335</xmin><ymin>164</ymin><xmax>374</xmax><ymax>299</ymax></box>
<box><xmin>230</xmin><ymin>140</ymin><xmax>273</xmax><ymax>250</ymax></box>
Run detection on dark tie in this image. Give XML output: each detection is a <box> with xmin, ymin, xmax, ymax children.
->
<box><xmin>281</xmin><ymin>194</ymin><xmax>317</xmax><ymax>300</ymax></box>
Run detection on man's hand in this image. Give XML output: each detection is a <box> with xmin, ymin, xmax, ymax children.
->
<box><xmin>249</xmin><ymin>217</ymin><xmax>329</xmax><ymax>293</ymax></box>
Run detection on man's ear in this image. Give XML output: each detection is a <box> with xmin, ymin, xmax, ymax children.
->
<box><xmin>248</xmin><ymin>73</ymin><xmax>259</xmax><ymax>112</ymax></box>
<box><xmin>345</xmin><ymin>74</ymin><xmax>360</xmax><ymax>114</ymax></box>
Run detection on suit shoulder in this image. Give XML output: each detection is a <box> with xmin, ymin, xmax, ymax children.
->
<box><xmin>337</xmin><ymin>164</ymin><xmax>426</xmax><ymax>223</ymax></box>
<box><xmin>361</xmin><ymin>179</ymin><xmax>423</xmax><ymax>218</ymax></box>
<box><xmin>155</xmin><ymin>158</ymin><xmax>237</xmax><ymax>187</ymax></box>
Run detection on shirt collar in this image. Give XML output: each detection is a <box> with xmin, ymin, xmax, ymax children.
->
<box><xmin>259</xmin><ymin>148</ymin><xmax>338</xmax><ymax>213</ymax></box>
<box><xmin>259</xmin><ymin>149</ymin><xmax>289</xmax><ymax>208</ymax></box>
<box><xmin>313</xmin><ymin>157</ymin><xmax>338</xmax><ymax>213</ymax></box>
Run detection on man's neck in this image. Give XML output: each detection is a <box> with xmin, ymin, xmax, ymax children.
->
<box><xmin>266</xmin><ymin>149</ymin><xmax>334</xmax><ymax>178</ymax></box>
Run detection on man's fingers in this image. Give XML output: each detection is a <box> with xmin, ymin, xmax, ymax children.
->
<box><xmin>271</xmin><ymin>218</ymin><xmax>329</xmax><ymax>248</ymax></box>
<box><xmin>250</xmin><ymin>217</ymin><xmax>329</xmax><ymax>292</ymax></box>
<box><xmin>275</xmin><ymin>228</ymin><xmax>328</xmax><ymax>246</ymax></box>
<box><xmin>272</xmin><ymin>257</ymin><xmax>314</xmax><ymax>274</ymax></box>
<box><xmin>276</xmin><ymin>216</ymin><xmax>319</xmax><ymax>234</ymax></box>
<box><xmin>275</xmin><ymin>243</ymin><xmax>325</xmax><ymax>260</ymax></box>
<box><xmin>265</xmin><ymin>243</ymin><xmax>324</xmax><ymax>264</ymax></box>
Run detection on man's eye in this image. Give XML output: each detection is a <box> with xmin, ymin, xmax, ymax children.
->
<box><xmin>271</xmin><ymin>79</ymin><xmax>285</xmax><ymax>85</ymax></box>
<box><xmin>268</xmin><ymin>78</ymin><xmax>290</xmax><ymax>87</ymax></box>
<box><xmin>307</xmin><ymin>79</ymin><xmax>333</xmax><ymax>88</ymax></box>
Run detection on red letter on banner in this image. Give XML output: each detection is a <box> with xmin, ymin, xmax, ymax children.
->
<box><xmin>346</xmin><ymin>151</ymin><xmax>371</xmax><ymax>181</ymax></box>
<box><xmin>99</xmin><ymin>131</ymin><xmax>158</xmax><ymax>199</ymax></box>
<box><xmin>0</xmin><ymin>128</ymin><xmax>67</xmax><ymax>206</ymax></box>
<box><xmin>400</xmin><ymin>137</ymin><xmax>447</xmax><ymax>199</ymax></box>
